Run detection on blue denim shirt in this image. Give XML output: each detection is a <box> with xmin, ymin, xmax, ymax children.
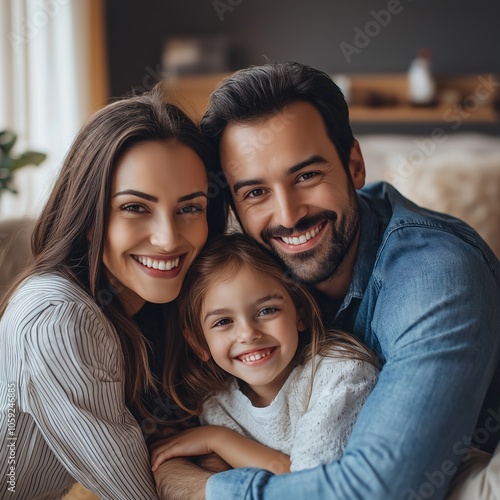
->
<box><xmin>207</xmin><ymin>182</ymin><xmax>500</xmax><ymax>500</ymax></box>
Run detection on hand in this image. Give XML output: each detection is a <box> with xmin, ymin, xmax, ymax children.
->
<box><xmin>154</xmin><ymin>457</ymin><xmax>212</xmax><ymax>500</ymax></box>
<box><xmin>151</xmin><ymin>426</ymin><xmax>221</xmax><ymax>472</ymax></box>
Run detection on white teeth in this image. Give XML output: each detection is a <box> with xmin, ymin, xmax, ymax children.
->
<box><xmin>281</xmin><ymin>224</ymin><xmax>322</xmax><ymax>246</ymax></box>
<box><xmin>239</xmin><ymin>349</ymin><xmax>272</xmax><ymax>363</ymax></box>
<box><xmin>135</xmin><ymin>256</ymin><xmax>180</xmax><ymax>270</ymax></box>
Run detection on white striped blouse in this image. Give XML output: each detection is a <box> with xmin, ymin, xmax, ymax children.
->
<box><xmin>0</xmin><ymin>274</ymin><xmax>159</xmax><ymax>499</ymax></box>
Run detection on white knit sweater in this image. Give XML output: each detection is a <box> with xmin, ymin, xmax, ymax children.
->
<box><xmin>200</xmin><ymin>355</ymin><xmax>378</xmax><ymax>471</ymax></box>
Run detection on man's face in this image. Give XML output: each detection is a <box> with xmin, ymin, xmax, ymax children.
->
<box><xmin>220</xmin><ymin>101</ymin><xmax>366</xmax><ymax>287</ymax></box>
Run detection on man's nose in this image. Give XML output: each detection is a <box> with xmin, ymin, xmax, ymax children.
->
<box><xmin>273</xmin><ymin>188</ymin><xmax>308</xmax><ymax>230</ymax></box>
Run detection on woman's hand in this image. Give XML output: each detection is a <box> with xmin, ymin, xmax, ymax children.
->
<box><xmin>150</xmin><ymin>425</ymin><xmax>223</xmax><ymax>472</ymax></box>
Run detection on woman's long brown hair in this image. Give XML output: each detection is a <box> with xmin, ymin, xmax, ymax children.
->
<box><xmin>168</xmin><ymin>233</ymin><xmax>379</xmax><ymax>418</ymax></box>
<box><xmin>0</xmin><ymin>84</ymin><xmax>226</xmax><ymax>423</ymax></box>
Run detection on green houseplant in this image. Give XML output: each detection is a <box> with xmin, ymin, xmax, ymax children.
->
<box><xmin>0</xmin><ymin>130</ymin><xmax>46</xmax><ymax>196</ymax></box>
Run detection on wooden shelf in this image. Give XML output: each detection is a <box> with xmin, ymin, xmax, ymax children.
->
<box><xmin>348</xmin><ymin>105</ymin><xmax>498</xmax><ymax>123</ymax></box>
<box><xmin>164</xmin><ymin>72</ymin><xmax>500</xmax><ymax>124</ymax></box>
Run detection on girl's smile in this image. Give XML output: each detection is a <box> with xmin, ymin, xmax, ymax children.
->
<box><xmin>201</xmin><ymin>264</ymin><xmax>305</xmax><ymax>406</ymax></box>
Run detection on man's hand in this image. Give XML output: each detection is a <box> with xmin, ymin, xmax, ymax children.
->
<box><xmin>154</xmin><ymin>457</ymin><xmax>213</xmax><ymax>500</ymax></box>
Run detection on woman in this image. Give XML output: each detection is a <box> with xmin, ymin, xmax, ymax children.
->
<box><xmin>0</xmin><ymin>86</ymin><xmax>225</xmax><ymax>499</ymax></box>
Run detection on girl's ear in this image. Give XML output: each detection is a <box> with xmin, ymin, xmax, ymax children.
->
<box><xmin>183</xmin><ymin>327</ymin><xmax>211</xmax><ymax>361</ymax></box>
<box><xmin>297</xmin><ymin>315</ymin><xmax>306</xmax><ymax>333</ymax></box>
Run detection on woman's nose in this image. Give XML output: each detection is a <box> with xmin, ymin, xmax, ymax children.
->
<box><xmin>149</xmin><ymin>216</ymin><xmax>179</xmax><ymax>250</ymax></box>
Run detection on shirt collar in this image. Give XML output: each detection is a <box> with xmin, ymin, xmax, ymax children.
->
<box><xmin>339</xmin><ymin>193</ymin><xmax>381</xmax><ymax>308</ymax></box>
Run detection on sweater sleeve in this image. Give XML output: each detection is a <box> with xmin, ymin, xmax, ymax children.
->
<box><xmin>290</xmin><ymin>358</ymin><xmax>378</xmax><ymax>472</ymax></box>
<box><xmin>23</xmin><ymin>301</ymin><xmax>158</xmax><ymax>500</ymax></box>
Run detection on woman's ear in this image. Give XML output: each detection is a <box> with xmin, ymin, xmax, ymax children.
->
<box><xmin>183</xmin><ymin>326</ymin><xmax>210</xmax><ymax>361</ymax></box>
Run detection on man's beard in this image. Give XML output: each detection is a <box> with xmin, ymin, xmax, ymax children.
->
<box><xmin>260</xmin><ymin>181</ymin><xmax>359</xmax><ymax>286</ymax></box>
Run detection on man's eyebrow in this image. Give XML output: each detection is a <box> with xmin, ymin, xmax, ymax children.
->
<box><xmin>112</xmin><ymin>190</ymin><xmax>207</xmax><ymax>203</ymax></box>
<box><xmin>232</xmin><ymin>155</ymin><xmax>328</xmax><ymax>195</ymax></box>
<box><xmin>286</xmin><ymin>155</ymin><xmax>328</xmax><ymax>175</ymax></box>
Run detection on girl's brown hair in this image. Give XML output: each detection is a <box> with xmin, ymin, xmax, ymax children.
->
<box><xmin>0</xmin><ymin>84</ymin><xmax>226</xmax><ymax>423</ymax></box>
<box><xmin>168</xmin><ymin>232</ymin><xmax>379</xmax><ymax>417</ymax></box>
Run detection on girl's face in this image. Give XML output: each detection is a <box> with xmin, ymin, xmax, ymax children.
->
<box><xmin>200</xmin><ymin>264</ymin><xmax>304</xmax><ymax>406</ymax></box>
<box><xmin>103</xmin><ymin>140</ymin><xmax>209</xmax><ymax>315</ymax></box>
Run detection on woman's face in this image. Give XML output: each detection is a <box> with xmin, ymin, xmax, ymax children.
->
<box><xmin>103</xmin><ymin>140</ymin><xmax>209</xmax><ymax>314</ymax></box>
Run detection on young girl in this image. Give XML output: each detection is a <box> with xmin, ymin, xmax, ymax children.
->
<box><xmin>151</xmin><ymin>232</ymin><xmax>380</xmax><ymax>474</ymax></box>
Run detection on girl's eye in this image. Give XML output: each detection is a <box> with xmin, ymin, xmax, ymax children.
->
<box><xmin>178</xmin><ymin>204</ymin><xmax>205</xmax><ymax>215</ymax></box>
<box><xmin>213</xmin><ymin>318</ymin><xmax>233</xmax><ymax>328</ymax></box>
<box><xmin>120</xmin><ymin>203</ymin><xmax>147</xmax><ymax>213</ymax></box>
<box><xmin>298</xmin><ymin>172</ymin><xmax>318</xmax><ymax>182</ymax></box>
<box><xmin>258</xmin><ymin>306</ymin><xmax>278</xmax><ymax>317</ymax></box>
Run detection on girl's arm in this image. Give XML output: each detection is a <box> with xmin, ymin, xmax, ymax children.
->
<box><xmin>150</xmin><ymin>425</ymin><xmax>291</xmax><ymax>474</ymax></box>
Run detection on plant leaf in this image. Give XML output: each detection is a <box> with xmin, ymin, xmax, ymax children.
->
<box><xmin>0</xmin><ymin>130</ymin><xmax>17</xmax><ymax>155</ymax></box>
<box><xmin>12</xmin><ymin>151</ymin><xmax>47</xmax><ymax>170</ymax></box>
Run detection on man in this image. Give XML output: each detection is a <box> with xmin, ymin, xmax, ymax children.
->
<box><xmin>154</xmin><ymin>62</ymin><xmax>500</xmax><ymax>499</ymax></box>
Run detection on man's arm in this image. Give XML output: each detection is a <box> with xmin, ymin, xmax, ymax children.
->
<box><xmin>205</xmin><ymin>229</ymin><xmax>500</xmax><ymax>499</ymax></box>
<box><xmin>154</xmin><ymin>458</ymin><xmax>213</xmax><ymax>500</ymax></box>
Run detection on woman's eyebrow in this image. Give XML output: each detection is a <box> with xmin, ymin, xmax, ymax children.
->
<box><xmin>177</xmin><ymin>191</ymin><xmax>208</xmax><ymax>202</ymax></box>
<box><xmin>112</xmin><ymin>190</ymin><xmax>207</xmax><ymax>203</ymax></box>
<box><xmin>113</xmin><ymin>189</ymin><xmax>157</xmax><ymax>202</ymax></box>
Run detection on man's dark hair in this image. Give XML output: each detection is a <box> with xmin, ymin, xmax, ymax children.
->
<box><xmin>201</xmin><ymin>61</ymin><xmax>355</xmax><ymax>172</ymax></box>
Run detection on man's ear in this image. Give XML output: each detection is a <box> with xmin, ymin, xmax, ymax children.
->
<box><xmin>183</xmin><ymin>327</ymin><xmax>210</xmax><ymax>362</ymax></box>
<box><xmin>348</xmin><ymin>139</ymin><xmax>366</xmax><ymax>190</ymax></box>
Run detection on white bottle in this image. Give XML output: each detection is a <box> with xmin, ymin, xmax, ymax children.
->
<box><xmin>408</xmin><ymin>48</ymin><xmax>436</xmax><ymax>106</ymax></box>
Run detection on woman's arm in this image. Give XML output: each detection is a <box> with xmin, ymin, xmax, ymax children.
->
<box><xmin>150</xmin><ymin>425</ymin><xmax>291</xmax><ymax>474</ymax></box>
<box><xmin>24</xmin><ymin>301</ymin><xmax>158</xmax><ymax>499</ymax></box>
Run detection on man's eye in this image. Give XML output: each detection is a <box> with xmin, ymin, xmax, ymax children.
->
<box><xmin>246</xmin><ymin>188</ymin><xmax>264</xmax><ymax>199</ymax></box>
<box><xmin>298</xmin><ymin>172</ymin><xmax>318</xmax><ymax>182</ymax></box>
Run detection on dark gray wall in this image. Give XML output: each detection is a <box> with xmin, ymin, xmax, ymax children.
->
<box><xmin>104</xmin><ymin>0</ymin><xmax>500</xmax><ymax>134</ymax></box>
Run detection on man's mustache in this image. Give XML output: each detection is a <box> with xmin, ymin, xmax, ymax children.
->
<box><xmin>261</xmin><ymin>210</ymin><xmax>338</xmax><ymax>241</ymax></box>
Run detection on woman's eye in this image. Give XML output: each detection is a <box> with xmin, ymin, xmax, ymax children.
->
<box><xmin>258</xmin><ymin>306</ymin><xmax>278</xmax><ymax>317</ymax></box>
<box><xmin>298</xmin><ymin>172</ymin><xmax>318</xmax><ymax>182</ymax></box>
<box><xmin>178</xmin><ymin>204</ymin><xmax>204</xmax><ymax>215</ymax></box>
<box><xmin>213</xmin><ymin>318</ymin><xmax>232</xmax><ymax>328</ymax></box>
<box><xmin>120</xmin><ymin>203</ymin><xmax>147</xmax><ymax>213</ymax></box>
